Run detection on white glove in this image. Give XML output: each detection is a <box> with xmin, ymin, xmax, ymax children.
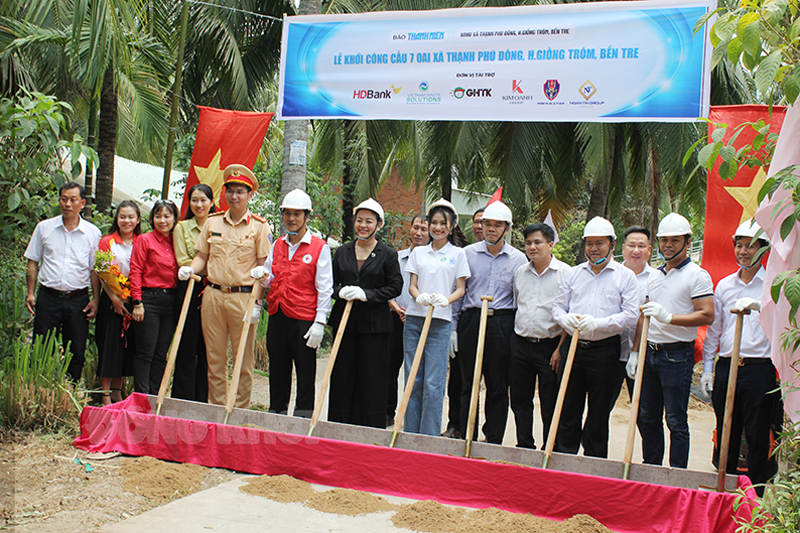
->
<box><xmin>250</xmin><ymin>301</ymin><xmax>262</xmax><ymax>324</ymax></box>
<box><xmin>578</xmin><ymin>314</ymin><xmax>598</xmax><ymax>332</ymax></box>
<box><xmin>340</xmin><ymin>286</ymin><xmax>367</xmax><ymax>302</ymax></box>
<box><xmin>430</xmin><ymin>293</ymin><xmax>450</xmax><ymax>307</ymax></box>
<box><xmin>250</xmin><ymin>265</ymin><xmax>267</xmax><ymax>280</ymax></box>
<box><xmin>701</xmin><ymin>371</ymin><xmax>714</xmax><ymax>395</ymax></box>
<box><xmin>178</xmin><ymin>266</ymin><xmax>194</xmax><ymax>281</ymax></box>
<box><xmin>626</xmin><ymin>351</ymin><xmax>639</xmax><ymax>379</ymax></box>
<box><xmin>562</xmin><ymin>313</ymin><xmax>581</xmax><ymax>330</ymax></box>
<box><xmin>449</xmin><ymin>330</ymin><xmax>458</xmax><ymax>358</ymax></box>
<box><xmin>304</xmin><ymin>322</ymin><xmax>325</xmax><ymax>349</ymax></box>
<box><xmin>416</xmin><ymin>293</ymin><xmax>432</xmax><ymax>306</ymax></box>
<box><xmin>733</xmin><ymin>297</ymin><xmax>760</xmax><ymax>312</ymax></box>
<box><xmin>642</xmin><ymin>302</ymin><xmax>673</xmax><ymax>324</ymax></box>
<box><xmin>339</xmin><ymin>286</ymin><xmax>355</xmax><ymax>300</ymax></box>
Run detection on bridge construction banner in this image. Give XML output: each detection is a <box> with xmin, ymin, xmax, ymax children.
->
<box><xmin>277</xmin><ymin>0</ymin><xmax>714</xmax><ymax>122</ymax></box>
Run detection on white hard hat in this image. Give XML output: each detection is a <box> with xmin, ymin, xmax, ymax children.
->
<box><xmin>353</xmin><ymin>197</ymin><xmax>384</xmax><ymax>222</ymax></box>
<box><xmin>583</xmin><ymin>216</ymin><xmax>616</xmax><ymax>240</ymax></box>
<box><xmin>734</xmin><ymin>219</ymin><xmax>769</xmax><ymax>244</ymax></box>
<box><xmin>427</xmin><ymin>198</ymin><xmax>457</xmax><ymax>217</ymax></box>
<box><xmin>482</xmin><ymin>201</ymin><xmax>513</xmax><ymax>224</ymax></box>
<box><xmin>656</xmin><ymin>213</ymin><xmax>692</xmax><ymax>237</ymax></box>
<box><xmin>280</xmin><ymin>188</ymin><xmax>312</xmax><ymax>211</ymax></box>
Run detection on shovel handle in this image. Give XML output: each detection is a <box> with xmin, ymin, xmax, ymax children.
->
<box><xmin>623</xmin><ymin>315</ymin><xmax>650</xmax><ymax>479</ymax></box>
<box><xmin>465</xmin><ymin>296</ymin><xmax>493</xmax><ymax>458</ymax></box>
<box><xmin>223</xmin><ymin>278</ymin><xmax>262</xmax><ymax>424</ymax></box>
<box><xmin>156</xmin><ymin>273</ymin><xmax>201</xmax><ymax>415</ymax></box>
<box><xmin>308</xmin><ymin>300</ymin><xmax>353</xmax><ymax>436</ymax></box>
<box><xmin>390</xmin><ymin>305</ymin><xmax>435</xmax><ymax>447</ymax></box>
<box><xmin>543</xmin><ymin>329</ymin><xmax>580</xmax><ymax>468</ymax></box>
<box><xmin>716</xmin><ymin>308</ymin><xmax>750</xmax><ymax>492</ymax></box>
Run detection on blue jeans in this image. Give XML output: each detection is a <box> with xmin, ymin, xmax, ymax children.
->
<box><xmin>403</xmin><ymin>315</ymin><xmax>450</xmax><ymax>436</ymax></box>
<box><xmin>637</xmin><ymin>343</ymin><xmax>694</xmax><ymax>468</ymax></box>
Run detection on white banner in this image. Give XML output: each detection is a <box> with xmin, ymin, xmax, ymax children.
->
<box><xmin>277</xmin><ymin>1</ymin><xmax>714</xmax><ymax>122</ymax></box>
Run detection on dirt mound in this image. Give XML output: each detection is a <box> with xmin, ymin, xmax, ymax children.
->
<box><xmin>305</xmin><ymin>488</ymin><xmax>397</xmax><ymax>515</ymax></box>
<box><xmin>560</xmin><ymin>513</ymin><xmax>613</xmax><ymax>532</ymax></box>
<box><xmin>457</xmin><ymin>507</ymin><xmax>553</xmax><ymax>532</ymax></box>
<box><xmin>392</xmin><ymin>499</ymin><xmax>466</xmax><ymax>532</ymax></box>
<box><xmin>239</xmin><ymin>474</ymin><xmax>316</xmax><ymax>503</ymax></box>
<box><xmin>122</xmin><ymin>456</ymin><xmax>207</xmax><ymax>501</ymax></box>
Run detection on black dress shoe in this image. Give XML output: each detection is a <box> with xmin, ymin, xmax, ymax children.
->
<box><xmin>386</xmin><ymin>416</ymin><xmax>395</xmax><ymax>428</ymax></box>
<box><xmin>441</xmin><ymin>427</ymin><xmax>461</xmax><ymax>439</ymax></box>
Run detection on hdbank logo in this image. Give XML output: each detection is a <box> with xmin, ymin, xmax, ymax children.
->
<box><xmin>353</xmin><ymin>89</ymin><xmax>392</xmax><ymax>99</ymax></box>
<box><xmin>450</xmin><ymin>87</ymin><xmax>492</xmax><ymax>99</ymax></box>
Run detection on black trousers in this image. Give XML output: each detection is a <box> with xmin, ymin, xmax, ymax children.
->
<box><xmin>713</xmin><ymin>357</ymin><xmax>780</xmax><ymax>494</ymax></box>
<box><xmin>171</xmin><ymin>279</ymin><xmax>208</xmax><ymax>403</ymax></box>
<box><xmin>458</xmin><ymin>310</ymin><xmax>514</xmax><ymax>444</ymax></box>
<box><xmin>446</xmin><ymin>345</ymin><xmax>463</xmax><ymax>432</ymax></box>
<box><xmin>267</xmin><ymin>308</ymin><xmax>315</xmax><ymax>418</ymax></box>
<box><xmin>608</xmin><ymin>360</ymin><xmax>634</xmax><ymax>412</ymax></box>
<box><xmin>509</xmin><ymin>334</ymin><xmax>560</xmax><ymax>449</ymax></box>
<box><xmin>555</xmin><ymin>335</ymin><xmax>620</xmax><ymax>458</ymax></box>
<box><xmin>329</xmin><ymin>331</ymin><xmax>389</xmax><ymax>428</ymax></box>
<box><xmin>387</xmin><ymin>313</ymin><xmax>405</xmax><ymax>421</ymax></box>
<box><xmin>33</xmin><ymin>288</ymin><xmax>90</xmax><ymax>383</ymax></box>
<box><xmin>132</xmin><ymin>288</ymin><xmax>176</xmax><ymax>394</ymax></box>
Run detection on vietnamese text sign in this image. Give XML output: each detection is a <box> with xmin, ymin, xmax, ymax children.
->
<box><xmin>277</xmin><ymin>0</ymin><xmax>714</xmax><ymax>122</ymax></box>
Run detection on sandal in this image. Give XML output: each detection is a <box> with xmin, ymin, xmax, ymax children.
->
<box><xmin>111</xmin><ymin>387</ymin><xmax>123</xmax><ymax>403</ymax></box>
<box><xmin>101</xmin><ymin>392</ymin><xmax>112</xmax><ymax>406</ymax></box>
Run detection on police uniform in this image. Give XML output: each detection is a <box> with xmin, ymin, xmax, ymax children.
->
<box><xmin>195</xmin><ymin>169</ymin><xmax>271</xmax><ymax>407</ymax></box>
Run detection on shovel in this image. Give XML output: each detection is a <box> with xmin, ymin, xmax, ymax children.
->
<box><xmin>308</xmin><ymin>300</ymin><xmax>354</xmax><ymax>436</ymax></box>
<box><xmin>622</xmin><ymin>314</ymin><xmax>649</xmax><ymax>480</ymax></box>
<box><xmin>716</xmin><ymin>308</ymin><xmax>751</xmax><ymax>492</ymax></box>
<box><xmin>464</xmin><ymin>296</ymin><xmax>493</xmax><ymax>458</ymax></box>
<box><xmin>389</xmin><ymin>305</ymin><xmax>435</xmax><ymax>448</ymax></box>
<box><xmin>222</xmin><ymin>277</ymin><xmax>263</xmax><ymax>425</ymax></box>
<box><xmin>542</xmin><ymin>328</ymin><xmax>580</xmax><ymax>469</ymax></box>
<box><xmin>156</xmin><ymin>273</ymin><xmax>201</xmax><ymax>416</ymax></box>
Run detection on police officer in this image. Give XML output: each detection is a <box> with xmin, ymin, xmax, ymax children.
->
<box><xmin>552</xmin><ymin>217</ymin><xmax>639</xmax><ymax>458</ymax></box>
<box><xmin>179</xmin><ymin>164</ymin><xmax>271</xmax><ymax>407</ymax></box>
<box><xmin>262</xmin><ymin>189</ymin><xmax>333</xmax><ymax>418</ymax></box>
<box><xmin>702</xmin><ymin>220</ymin><xmax>780</xmax><ymax>495</ymax></box>
<box><xmin>454</xmin><ymin>201</ymin><xmax>527</xmax><ymax>444</ymax></box>
<box><xmin>630</xmin><ymin>213</ymin><xmax>714</xmax><ymax>468</ymax></box>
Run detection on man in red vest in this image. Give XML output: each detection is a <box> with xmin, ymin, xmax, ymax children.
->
<box><xmin>262</xmin><ymin>189</ymin><xmax>333</xmax><ymax>417</ymax></box>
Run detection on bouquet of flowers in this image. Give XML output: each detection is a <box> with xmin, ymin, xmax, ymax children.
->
<box><xmin>94</xmin><ymin>249</ymin><xmax>131</xmax><ymax>301</ymax></box>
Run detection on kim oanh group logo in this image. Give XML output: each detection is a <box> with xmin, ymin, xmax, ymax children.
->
<box><xmin>450</xmin><ymin>87</ymin><xmax>492</xmax><ymax>99</ymax></box>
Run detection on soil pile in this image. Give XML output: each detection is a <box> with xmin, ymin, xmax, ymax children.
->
<box><xmin>391</xmin><ymin>499</ymin><xmax>466</xmax><ymax>532</ymax></box>
<box><xmin>305</xmin><ymin>488</ymin><xmax>398</xmax><ymax>515</ymax></box>
<box><xmin>239</xmin><ymin>474</ymin><xmax>316</xmax><ymax>503</ymax></box>
<box><xmin>122</xmin><ymin>456</ymin><xmax>207</xmax><ymax>501</ymax></box>
<box><xmin>456</xmin><ymin>507</ymin><xmax>554</xmax><ymax>532</ymax></box>
<box><xmin>560</xmin><ymin>514</ymin><xmax>613</xmax><ymax>532</ymax></box>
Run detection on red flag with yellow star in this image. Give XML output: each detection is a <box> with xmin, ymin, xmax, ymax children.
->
<box><xmin>180</xmin><ymin>106</ymin><xmax>273</xmax><ymax>218</ymax></box>
<box><xmin>702</xmin><ymin>105</ymin><xmax>786</xmax><ymax>285</ymax></box>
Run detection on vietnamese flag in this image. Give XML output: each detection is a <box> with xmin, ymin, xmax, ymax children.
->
<box><xmin>487</xmin><ymin>187</ymin><xmax>503</xmax><ymax>205</ymax></box>
<box><xmin>702</xmin><ymin>105</ymin><xmax>786</xmax><ymax>285</ymax></box>
<box><xmin>180</xmin><ymin>106</ymin><xmax>273</xmax><ymax>218</ymax></box>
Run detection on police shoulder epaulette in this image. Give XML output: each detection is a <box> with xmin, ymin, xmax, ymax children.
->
<box><xmin>209</xmin><ymin>211</ymin><xmax>226</xmax><ymax>217</ymax></box>
<box><xmin>251</xmin><ymin>213</ymin><xmax>267</xmax><ymax>223</ymax></box>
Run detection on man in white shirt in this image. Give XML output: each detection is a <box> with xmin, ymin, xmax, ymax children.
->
<box><xmin>552</xmin><ymin>217</ymin><xmax>639</xmax><ymax>458</ymax></box>
<box><xmin>24</xmin><ymin>182</ymin><xmax>102</xmax><ymax>383</ymax></box>
<box><xmin>630</xmin><ymin>213</ymin><xmax>714</xmax><ymax>468</ymax></box>
<box><xmin>702</xmin><ymin>220</ymin><xmax>780</xmax><ymax>495</ymax></box>
<box><xmin>387</xmin><ymin>214</ymin><xmax>429</xmax><ymax>427</ymax></box>
<box><xmin>510</xmin><ymin>223</ymin><xmax>568</xmax><ymax>449</ymax></box>
<box><xmin>610</xmin><ymin>226</ymin><xmax>657</xmax><ymax>409</ymax></box>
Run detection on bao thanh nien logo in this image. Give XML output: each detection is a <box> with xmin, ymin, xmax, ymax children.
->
<box><xmin>543</xmin><ymin>79</ymin><xmax>560</xmax><ymax>101</ymax></box>
<box><xmin>579</xmin><ymin>80</ymin><xmax>597</xmax><ymax>101</ymax></box>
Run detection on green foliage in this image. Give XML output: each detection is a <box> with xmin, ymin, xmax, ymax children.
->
<box><xmin>701</xmin><ymin>0</ymin><xmax>800</xmax><ymax>104</ymax></box>
<box><xmin>551</xmin><ymin>217</ymin><xmax>586</xmax><ymax>267</ymax></box>
<box><xmin>0</xmin><ymin>91</ymin><xmax>97</xmax><ymax>240</ymax></box>
<box><xmin>0</xmin><ymin>330</ymin><xmax>80</xmax><ymax>430</ymax></box>
<box><xmin>0</xmin><ymin>255</ymin><xmax>30</xmax><ymax>360</ymax></box>
<box><xmin>692</xmin><ymin>118</ymin><xmax>780</xmax><ymax>181</ymax></box>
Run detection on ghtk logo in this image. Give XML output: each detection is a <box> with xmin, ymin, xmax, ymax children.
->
<box><xmin>512</xmin><ymin>80</ymin><xmax>524</xmax><ymax>94</ymax></box>
<box><xmin>353</xmin><ymin>88</ymin><xmax>392</xmax><ymax>99</ymax></box>
<box><xmin>579</xmin><ymin>80</ymin><xmax>597</xmax><ymax>101</ymax></box>
<box><xmin>450</xmin><ymin>87</ymin><xmax>492</xmax><ymax>99</ymax></box>
<box><xmin>543</xmin><ymin>79</ymin><xmax>560</xmax><ymax>101</ymax></box>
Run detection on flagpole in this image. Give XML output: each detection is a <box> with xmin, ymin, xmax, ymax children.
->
<box><xmin>162</xmin><ymin>0</ymin><xmax>190</xmax><ymax>199</ymax></box>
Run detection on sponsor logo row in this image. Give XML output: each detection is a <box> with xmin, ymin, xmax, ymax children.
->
<box><xmin>352</xmin><ymin>80</ymin><xmax>602</xmax><ymax>105</ymax></box>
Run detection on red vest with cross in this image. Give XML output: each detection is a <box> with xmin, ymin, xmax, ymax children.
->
<box><xmin>267</xmin><ymin>235</ymin><xmax>326</xmax><ymax>321</ymax></box>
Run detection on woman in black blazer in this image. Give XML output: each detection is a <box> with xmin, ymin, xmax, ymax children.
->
<box><xmin>328</xmin><ymin>198</ymin><xmax>403</xmax><ymax>428</ymax></box>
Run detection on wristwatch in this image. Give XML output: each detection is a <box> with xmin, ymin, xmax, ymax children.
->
<box><xmin>132</xmin><ymin>299</ymin><xmax>143</xmax><ymax>306</ymax></box>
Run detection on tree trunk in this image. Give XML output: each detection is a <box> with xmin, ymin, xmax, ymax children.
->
<box><xmin>95</xmin><ymin>67</ymin><xmax>117</xmax><ymax>214</ymax></box>
<box><xmin>82</xmin><ymin>97</ymin><xmax>99</xmax><ymax>219</ymax></box>
<box><xmin>579</xmin><ymin>126</ymin><xmax>616</xmax><ymax>263</ymax></box>
<box><xmin>648</xmin><ymin>140</ymin><xmax>661</xmax><ymax>242</ymax></box>
<box><xmin>279</xmin><ymin>0</ymin><xmax>320</xmax><ymax>234</ymax></box>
